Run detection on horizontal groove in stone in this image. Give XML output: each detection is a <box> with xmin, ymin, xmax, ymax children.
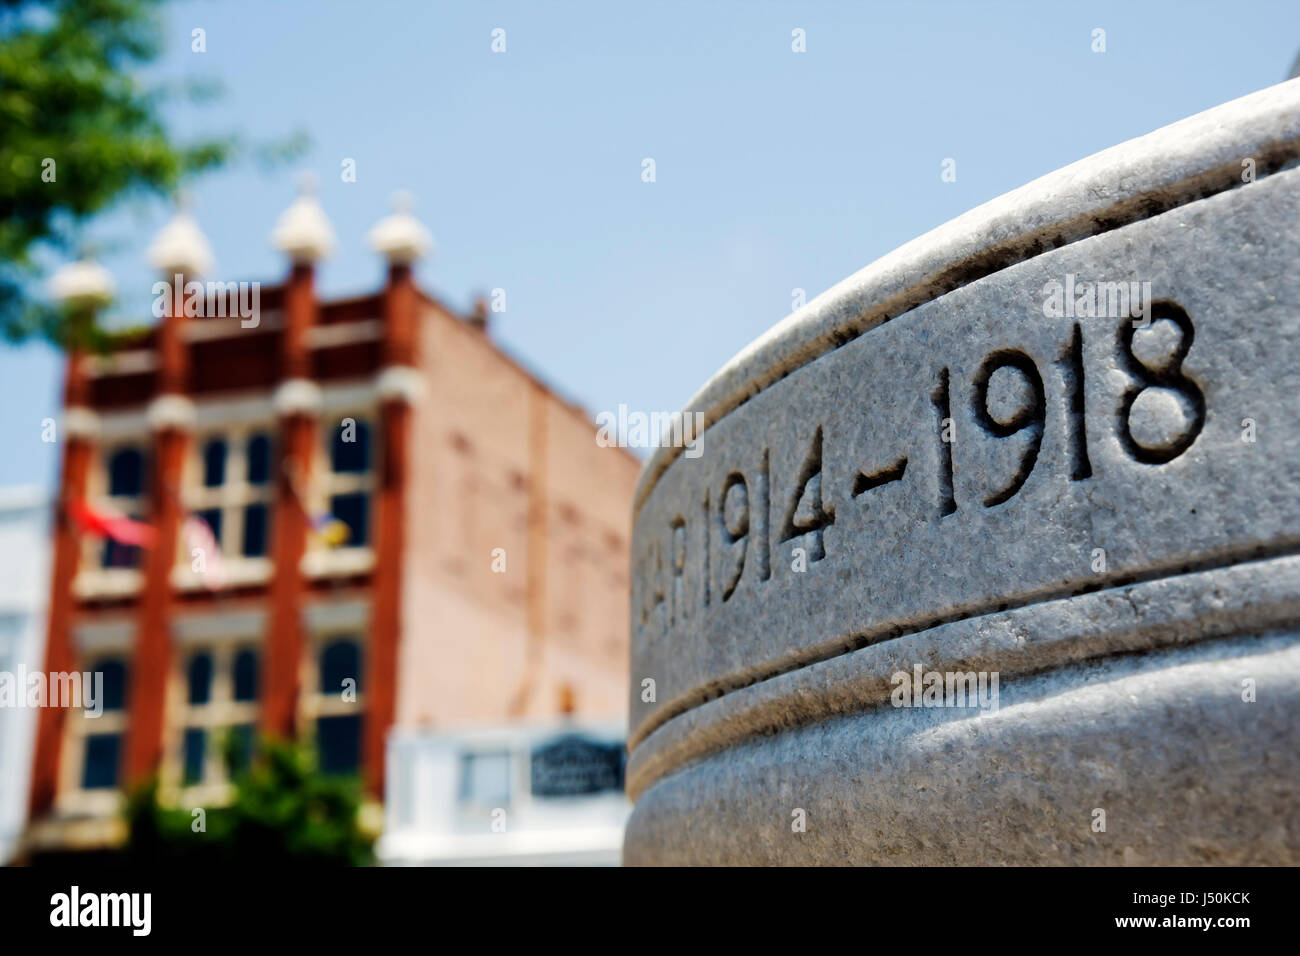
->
<box><xmin>626</xmin><ymin>551</ymin><xmax>1300</xmax><ymax>800</ymax></box>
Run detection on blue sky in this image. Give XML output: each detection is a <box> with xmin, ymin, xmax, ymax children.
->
<box><xmin>3</xmin><ymin>0</ymin><xmax>1297</xmax><ymax>490</ymax></box>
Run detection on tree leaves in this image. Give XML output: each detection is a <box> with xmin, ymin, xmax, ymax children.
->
<box><xmin>0</xmin><ymin>0</ymin><xmax>232</xmax><ymax>344</ymax></box>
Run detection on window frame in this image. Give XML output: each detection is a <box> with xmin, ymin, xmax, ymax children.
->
<box><xmin>59</xmin><ymin>647</ymin><xmax>132</xmax><ymax>815</ymax></box>
<box><xmin>300</xmin><ymin>628</ymin><xmax>367</xmax><ymax>777</ymax></box>
<box><xmin>303</xmin><ymin>410</ymin><xmax>379</xmax><ymax>578</ymax></box>
<box><xmin>177</xmin><ymin>423</ymin><xmax>277</xmax><ymax>589</ymax></box>
<box><xmin>165</xmin><ymin>640</ymin><xmax>262</xmax><ymax>802</ymax></box>
<box><xmin>74</xmin><ymin>441</ymin><xmax>151</xmax><ymax>598</ymax></box>
<box><xmin>456</xmin><ymin>748</ymin><xmax>515</xmax><ymax>810</ymax></box>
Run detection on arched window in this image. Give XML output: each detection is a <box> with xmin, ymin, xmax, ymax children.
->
<box><xmin>195</xmin><ymin>507</ymin><xmax>223</xmax><ymax>548</ymax></box>
<box><xmin>182</xmin><ymin>728</ymin><xmax>206</xmax><ymax>786</ymax></box>
<box><xmin>233</xmin><ymin>648</ymin><xmax>259</xmax><ymax>702</ymax></box>
<box><xmin>175</xmin><ymin>647</ymin><xmax>260</xmax><ymax>791</ymax></box>
<box><xmin>320</xmin><ymin>639</ymin><xmax>361</xmax><ymax>694</ymax></box>
<box><xmin>82</xmin><ymin>734</ymin><xmax>121</xmax><ymax>790</ymax></box>
<box><xmin>97</xmin><ymin>659</ymin><xmax>128</xmax><ymax>711</ymax></box>
<box><xmin>107</xmin><ymin>447</ymin><xmax>145</xmax><ymax>497</ymax></box>
<box><xmin>103</xmin><ymin>447</ymin><xmax>147</xmax><ymax>569</ymax></box>
<box><xmin>202</xmin><ymin>438</ymin><xmax>227</xmax><ymax>488</ymax></box>
<box><xmin>246</xmin><ymin>433</ymin><xmax>272</xmax><ymax>485</ymax></box>
<box><xmin>329</xmin><ymin>493</ymin><xmax>368</xmax><ymax>546</ymax></box>
<box><xmin>80</xmin><ymin>656</ymin><xmax>129</xmax><ymax>792</ymax></box>
<box><xmin>241</xmin><ymin>502</ymin><xmax>268</xmax><ymax>557</ymax></box>
<box><xmin>316</xmin><ymin>638</ymin><xmax>363</xmax><ymax>776</ymax></box>
<box><xmin>331</xmin><ymin>420</ymin><xmax>370</xmax><ymax>474</ymax></box>
<box><xmin>187</xmin><ymin>652</ymin><xmax>213</xmax><ymax>706</ymax></box>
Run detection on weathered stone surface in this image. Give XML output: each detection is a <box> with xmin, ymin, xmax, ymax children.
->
<box><xmin>626</xmin><ymin>625</ymin><xmax>1300</xmax><ymax>866</ymax></box>
<box><xmin>625</xmin><ymin>79</ymin><xmax>1300</xmax><ymax>865</ymax></box>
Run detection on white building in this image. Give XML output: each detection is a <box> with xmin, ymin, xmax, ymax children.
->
<box><xmin>0</xmin><ymin>487</ymin><xmax>51</xmax><ymax>864</ymax></box>
<box><xmin>378</xmin><ymin>722</ymin><xmax>629</xmax><ymax>866</ymax></box>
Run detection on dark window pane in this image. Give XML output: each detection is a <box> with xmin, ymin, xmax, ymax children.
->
<box><xmin>233</xmin><ymin>649</ymin><xmax>258</xmax><ymax>702</ymax></box>
<box><xmin>317</xmin><ymin>714</ymin><xmax>361</xmax><ymax>776</ymax></box>
<box><xmin>107</xmin><ymin>448</ymin><xmax>145</xmax><ymax>497</ymax></box>
<box><xmin>82</xmin><ymin>734</ymin><xmax>121</xmax><ymax>790</ymax></box>
<box><xmin>196</xmin><ymin>508</ymin><xmax>222</xmax><ymax>547</ymax></box>
<box><xmin>246</xmin><ymin>433</ymin><xmax>271</xmax><ymax>485</ymax></box>
<box><xmin>187</xmin><ymin>653</ymin><xmax>213</xmax><ymax>706</ymax></box>
<box><xmin>102</xmin><ymin>515</ymin><xmax>145</xmax><ymax>569</ymax></box>
<box><xmin>331</xmin><ymin>420</ymin><xmax>370</xmax><ymax>474</ymax></box>
<box><xmin>202</xmin><ymin>439</ymin><xmax>227</xmax><ymax>488</ymax></box>
<box><xmin>227</xmin><ymin>724</ymin><xmax>255</xmax><ymax>774</ymax></box>
<box><xmin>241</xmin><ymin>503</ymin><xmax>268</xmax><ymax>557</ymax></box>
<box><xmin>330</xmin><ymin>493</ymin><xmax>368</xmax><ymax>547</ymax></box>
<box><xmin>97</xmin><ymin>659</ymin><xmax>127</xmax><ymax>711</ymax></box>
<box><xmin>320</xmin><ymin>639</ymin><xmax>361</xmax><ymax>695</ymax></box>
<box><xmin>182</xmin><ymin>728</ymin><xmax>206</xmax><ymax>785</ymax></box>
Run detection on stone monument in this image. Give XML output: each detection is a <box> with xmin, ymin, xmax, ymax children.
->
<box><xmin>624</xmin><ymin>79</ymin><xmax>1300</xmax><ymax>865</ymax></box>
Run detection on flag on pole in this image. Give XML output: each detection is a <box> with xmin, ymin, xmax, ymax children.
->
<box><xmin>183</xmin><ymin>513</ymin><xmax>227</xmax><ymax>590</ymax></box>
<box><xmin>311</xmin><ymin>512</ymin><xmax>351</xmax><ymax>548</ymax></box>
<box><xmin>68</xmin><ymin>499</ymin><xmax>157</xmax><ymax>548</ymax></box>
<box><xmin>283</xmin><ymin>459</ymin><xmax>351</xmax><ymax>548</ymax></box>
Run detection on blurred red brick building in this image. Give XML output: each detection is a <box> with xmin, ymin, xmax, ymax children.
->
<box><xmin>26</xmin><ymin>188</ymin><xmax>638</xmax><ymax>852</ymax></box>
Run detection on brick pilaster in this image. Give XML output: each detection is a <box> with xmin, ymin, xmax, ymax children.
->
<box><xmin>28</xmin><ymin>351</ymin><xmax>94</xmax><ymax>815</ymax></box>
<box><xmin>124</xmin><ymin>302</ymin><xmax>191</xmax><ymax>785</ymax></box>
<box><xmin>263</xmin><ymin>262</ymin><xmax>318</xmax><ymax>738</ymax></box>
<box><xmin>364</xmin><ymin>263</ymin><xmax>420</xmax><ymax>797</ymax></box>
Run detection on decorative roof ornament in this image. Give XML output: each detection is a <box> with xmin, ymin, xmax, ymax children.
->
<box><xmin>368</xmin><ymin>191</ymin><xmax>434</xmax><ymax>264</ymax></box>
<box><xmin>272</xmin><ymin>172</ymin><xmax>336</xmax><ymax>263</ymax></box>
<box><xmin>49</xmin><ymin>252</ymin><xmax>115</xmax><ymax>308</ymax></box>
<box><xmin>146</xmin><ymin>192</ymin><xmax>214</xmax><ymax>277</ymax></box>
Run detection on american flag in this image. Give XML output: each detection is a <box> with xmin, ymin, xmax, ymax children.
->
<box><xmin>68</xmin><ymin>499</ymin><xmax>156</xmax><ymax>547</ymax></box>
<box><xmin>183</xmin><ymin>514</ymin><xmax>227</xmax><ymax>590</ymax></box>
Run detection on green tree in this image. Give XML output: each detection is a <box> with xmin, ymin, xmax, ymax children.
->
<box><xmin>124</xmin><ymin>734</ymin><xmax>376</xmax><ymax>867</ymax></box>
<box><xmin>0</xmin><ymin>0</ymin><xmax>299</xmax><ymax>346</ymax></box>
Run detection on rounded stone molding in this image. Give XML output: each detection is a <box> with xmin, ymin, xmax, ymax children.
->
<box><xmin>272</xmin><ymin>378</ymin><xmax>323</xmax><ymax>416</ymax></box>
<box><xmin>62</xmin><ymin>407</ymin><xmax>101</xmax><ymax>441</ymax></box>
<box><xmin>374</xmin><ymin>365</ymin><xmax>425</xmax><ymax>404</ymax></box>
<box><xmin>147</xmin><ymin>202</ymin><xmax>214</xmax><ymax>278</ymax></box>
<box><xmin>48</xmin><ymin>258</ymin><xmax>115</xmax><ymax>309</ymax></box>
<box><xmin>624</xmin><ymin>79</ymin><xmax>1300</xmax><ymax>865</ymax></box>
<box><xmin>368</xmin><ymin>192</ymin><xmax>434</xmax><ymax>265</ymax></box>
<box><xmin>272</xmin><ymin>173</ymin><xmax>336</xmax><ymax>264</ymax></box>
<box><xmin>144</xmin><ymin>394</ymin><xmax>196</xmax><ymax>432</ymax></box>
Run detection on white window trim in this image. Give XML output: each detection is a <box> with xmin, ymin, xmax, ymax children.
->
<box><xmin>58</xmin><ymin>646</ymin><xmax>132</xmax><ymax>816</ymax></box>
<box><xmin>74</xmin><ymin>440</ymin><xmax>150</xmax><ymax>598</ymax></box>
<box><xmin>162</xmin><ymin>638</ymin><xmax>261</xmax><ymax>805</ymax></box>
<box><xmin>176</xmin><ymin>423</ymin><xmax>276</xmax><ymax>589</ymax></box>
<box><xmin>299</xmin><ymin>622</ymin><xmax>367</xmax><ymax>772</ymax></box>
<box><xmin>305</xmin><ymin>408</ymin><xmax>379</xmax><ymax>579</ymax></box>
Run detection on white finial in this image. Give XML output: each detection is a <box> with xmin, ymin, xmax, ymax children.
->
<box><xmin>147</xmin><ymin>195</ymin><xmax>214</xmax><ymax>277</ymax></box>
<box><xmin>272</xmin><ymin>172</ymin><xmax>336</xmax><ymax>263</ymax></box>
<box><xmin>368</xmin><ymin>191</ymin><xmax>434</xmax><ymax>264</ymax></box>
<box><xmin>49</xmin><ymin>252</ymin><xmax>115</xmax><ymax>309</ymax></box>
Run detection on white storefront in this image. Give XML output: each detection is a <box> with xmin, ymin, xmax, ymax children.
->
<box><xmin>0</xmin><ymin>487</ymin><xmax>51</xmax><ymax>864</ymax></box>
<box><xmin>378</xmin><ymin>722</ymin><xmax>629</xmax><ymax>866</ymax></box>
